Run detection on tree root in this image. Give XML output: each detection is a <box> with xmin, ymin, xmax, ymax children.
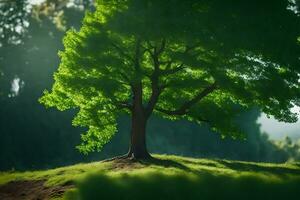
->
<box><xmin>102</xmin><ymin>154</ymin><xmax>131</xmax><ymax>162</ymax></box>
<box><xmin>102</xmin><ymin>152</ymin><xmax>153</xmax><ymax>163</ymax></box>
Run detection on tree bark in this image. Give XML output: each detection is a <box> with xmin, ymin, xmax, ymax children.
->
<box><xmin>127</xmin><ymin>110</ymin><xmax>151</xmax><ymax>159</ymax></box>
<box><xmin>127</xmin><ymin>84</ymin><xmax>151</xmax><ymax>159</ymax></box>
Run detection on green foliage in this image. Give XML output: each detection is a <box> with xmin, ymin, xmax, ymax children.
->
<box><xmin>40</xmin><ymin>0</ymin><xmax>300</xmax><ymax>153</ymax></box>
<box><xmin>0</xmin><ymin>0</ymin><xmax>298</xmax><ymax>170</ymax></box>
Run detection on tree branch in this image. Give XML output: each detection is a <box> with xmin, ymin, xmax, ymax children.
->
<box><xmin>155</xmin><ymin>82</ymin><xmax>218</xmax><ymax>116</ymax></box>
<box><xmin>196</xmin><ymin>117</ymin><xmax>210</xmax><ymax>123</ymax></box>
<box><xmin>113</xmin><ymin>100</ymin><xmax>132</xmax><ymax>111</ymax></box>
<box><xmin>144</xmin><ymin>39</ymin><xmax>167</xmax><ymax>118</ymax></box>
<box><xmin>145</xmin><ymin>56</ymin><xmax>161</xmax><ymax>118</ymax></box>
<box><xmin>160</xmin><ymin>63</ymin><xmax>185</xmax><ymax>76</ymax></box>
<box><xmin>145</xmin><ymin>81</ymin><xmax>162</xmax><ymax>118</ymax></box>
<box><xmin>134</xmin><ymin>39</ymin><xmax>142</xmax><ymax>71</ymax></box>
<box><xmin>184</xmin><ymin>43</ymin><xmax>201</xmax><ymax>53</ymax></box>
<box><xmin>156</xmin><ymin>39</ymin><xmax>166</xmax><ymax>56</ymax></box>
<box><xmin>119</xmin><ymin>71</ymin><xmax>133</xmax><ymax>86</ymax></box>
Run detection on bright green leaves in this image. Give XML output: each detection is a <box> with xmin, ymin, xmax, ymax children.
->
<box><xmin>77</xmin><ymin>124</ymin><xmax>117</xmax><ymax>154</ymax></box>
<box><xmin>39</xmin><ymin>4</ymin><xmax>133</xmax><ymax>153</ymax></box>
<box><xmin>39</xmin><ymin>89</ymin><xmax>76</xmax><ymax>111</ymax></box>
<box><xmin>40</xmin><ymin>0</ymin><xmax>300</xmax><ymax>154</ymax></box>
<box><xmin>72</xmin><ymin>97</ymin><xmax>118</xmax><ymax>154</ymax></box>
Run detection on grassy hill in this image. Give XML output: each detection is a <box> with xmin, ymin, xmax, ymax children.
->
<box><xmin>1</xmin><ymin>155</ymin><xmax>300</xmax><ymax>200</ymax></box>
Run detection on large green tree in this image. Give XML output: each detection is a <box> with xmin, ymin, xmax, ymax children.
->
<box><xmin>40</xmin><ymin>0</ymin><xmax>300</xmax><ymax>159</ymax></box>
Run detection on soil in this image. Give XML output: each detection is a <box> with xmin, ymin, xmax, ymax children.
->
<box><xmin>0</xmin><ymin>180</ymin><xmax>72</xmax><ymax>200</ymax></box>
<box><xmin>109</xmin><ymin>158</ymin><xmax>144</xmax><ymax>170</ymax></box>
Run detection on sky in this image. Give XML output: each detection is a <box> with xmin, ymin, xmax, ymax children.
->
<box><xmin>258</xmin><ymin>112</ymin><xmax>300</xmax><ymax>141</ymax></box>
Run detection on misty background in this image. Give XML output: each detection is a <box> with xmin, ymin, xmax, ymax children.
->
<box><xmin>259</xmin><ymin>114</ymin><xmax>300</xmax><ymax>141</ymax></box>
<box><xmin>0</xmin><ymin>0</ymin><xmax>299</xmax><ymax>171</ymax></box>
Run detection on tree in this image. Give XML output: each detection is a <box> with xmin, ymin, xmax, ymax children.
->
<box><xmin>0</xmin><ymin>0</ymin><xmax>30</xmax><ymax>96</ymax></box>
<box><xmin>40</xmin><ymin>0</ymin><xmax>300</xmax><ymax>159</ymax></box>
<box><xmin>0</xmin><ymin>0</ymin><xmax>30</xmax><ymax>46</ymax></box>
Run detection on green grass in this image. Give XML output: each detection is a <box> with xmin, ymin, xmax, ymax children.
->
<box><xmin>1</xmin><ymin>155</ymin><xmax>300</xmax><ymax>200</ymax></box>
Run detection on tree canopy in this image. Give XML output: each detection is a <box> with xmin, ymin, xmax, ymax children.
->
<box><xmin>40</xmin><ymin>0</ymin><xmax>300</xmax><ymax>154</ymax></box>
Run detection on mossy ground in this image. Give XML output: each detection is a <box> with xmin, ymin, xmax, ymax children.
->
<box><xmin>1</xmin><ymin>155</ymin><xmax>300</xmax><ymax>200</ymax></box>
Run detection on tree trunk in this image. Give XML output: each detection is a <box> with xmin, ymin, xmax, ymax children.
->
<box><xmin>127</xmin><ymin>112</ymin><xmax>151</xmax><ymax>159</ymax></box>
<box><xmin>127</xmin><ymin>84</ymin><xmax>151</xmax><ymax>159</ymax></box>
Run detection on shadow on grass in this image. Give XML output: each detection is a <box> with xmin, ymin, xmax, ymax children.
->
<box><xmin>65</xmin><ymin>158</ymin><xmax>300</xmax><ymax>200</ymax></box>
<box><xmin>138</xmin><ymin>157</ymin><xmax>193</xmax><ymax>172</ymax></box>
<box><xmin>154</xmin><ymin>157</ymin><xmax>300</xmax><ymax>176</ymax></box>
<box><xmin>216</xmin><ymin>160</ymin><xmax>300</xmax><ymax>176</ymax></box>
<box><xmin>174</xmin><ymin>157</ymin><xmax>222</xmax><ymax>168</ymax></box>
<box><xmin>294</xmin><ymin>163</ymin><xmax>300</xmax><ymax>168</ymax></box>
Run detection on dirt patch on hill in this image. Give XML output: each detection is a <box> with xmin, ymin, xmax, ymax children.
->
<box><xmin>0</xmin><ymin>180</ymin><xmax>72</xmax><ymax>200</ymax></box>
<box><xmin>109</xmin><ymin>159</ymin><xmax>144</xmax><ymax>170</ymax></box>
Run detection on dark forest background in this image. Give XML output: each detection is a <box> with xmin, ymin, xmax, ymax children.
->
<box><xmin>0</xmin><ymin>0</ymin><xmax>299</xmax><ymax>171</ymax></box>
